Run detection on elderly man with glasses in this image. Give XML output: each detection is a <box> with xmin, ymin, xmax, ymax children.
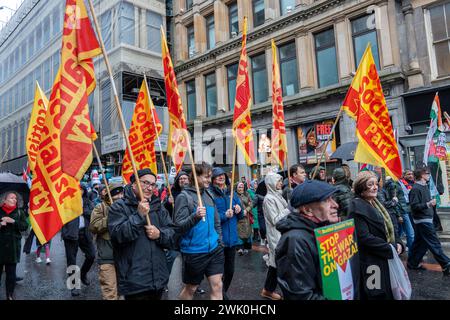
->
<box><xmin>108</xmin><ymin>168</ymin><xmax>175</xmax><ymax>300</ymax></box>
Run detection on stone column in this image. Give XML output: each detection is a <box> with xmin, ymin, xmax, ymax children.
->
<box><xmin>266</xmin><ymin>45</ymin><xmax>273</xmax><ymax>99</ymax></box>
<box><xmin>216</xmin><ymin>66</ymin><xmax>228</xmax><ymax>112</ymax></box>
<box><xmin>265</xmin><ymin>0</ymin><xmax>280</xmax><ymax>22</ymax></box>
<box><xmin>134</xmin><ymin>6</ymin><xmax>140</xmax><ymax>47</ymax></box>
<box><xmin>214</xmin><ymin>0</ymin><xmax>229</xmax><ymax>44</ymax></box>
<box><xmin>335</xmin><ymin>18</ymin><xmax>352</xmax><ymax>80</ymax></box>
<box><xmin>175</xmin><ymin>22</ymin><xmax>188</xmax><ymax>62</ymax></box>
<box><xmin>140</xmin><ymin>8</ymin><xmax>146</xmax><ymax>49</ymax></box>
<box><xmin>402</xmin><ymin>1</ymin><xmax>424</xmax><ymax>88</ymax></box>
<box><xmin>296</xmin><ymin>32</ymin><xmax>315</xmax><ymax>90</ymax></box>
<box><xmin>195</xmin><ymin>75</ymin><xmax>206</xmax><ymax>118</ymax></box>
<box><xmin>378</xmin><ymin>1</ymin><xmax>395</xmax><ymax>68</ymax></box>
<box><xmin>179</xmin><ymin>81</ymin><xmax>187</xmax><ymax>116</ymax></box>
<box><xmin>194</xmin><ymin>13</ymin><xmax>207</xmax><ymax>54</ymax></box>
<box><xmin>238</xmin><ymin>0</ymin><xmax>253</xmax><ymax>31</ymax></box>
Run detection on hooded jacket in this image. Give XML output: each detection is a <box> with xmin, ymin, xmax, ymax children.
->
<box><xmin>164</xmin><ymin>171</ymin><xmax>189</xmax><ymax>219</ymax></box>
<box><xmin>173</xmin><ymin>186</ymin><xmax>222</xmax><ymax>254</ymax></box>
<box><xmin>276</xmin><ymin>212</ymin><xmax>360</xmax><ymax>300</ymax></box>
<box><xmin>263</xmin><ymin>173</ymin><xmax>290</xmax><ymax>267</ymax></box>
<box><xmin>332</xmin><ymin>169</ymin><xmax>353</xmax><ymax>218</ymax></box>
<box><xmin>108</xmin><ymin>184</ymin><xmax>174</xmax><ymax>296</ymax></box>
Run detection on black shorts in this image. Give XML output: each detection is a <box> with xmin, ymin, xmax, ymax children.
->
<box><xmin>182</xmin><ymin>246</ymin><xmax>224</xmax><ymax>285</ymax></box>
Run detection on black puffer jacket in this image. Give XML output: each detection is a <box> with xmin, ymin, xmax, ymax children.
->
<box><xmin>108</xmin><ymin>185</ymin><xmax>175</xmax><ymax>296</ymax></box>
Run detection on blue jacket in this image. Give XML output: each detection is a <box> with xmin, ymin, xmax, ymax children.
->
<box><xmin>174</xmin><ymin>187</ymin><xmax>222</xmax><ymax>254</ymax></box>
<box><xmin>209</xmin><ymin>185</ymin><xmax>244</xmax><ymax>247</ymax></box>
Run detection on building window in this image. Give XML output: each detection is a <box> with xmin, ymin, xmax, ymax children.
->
<box><xmin>34</xmin><ymin>65</ymin><xmax>42</xmax><ymax>92</ymax></box>
<box><xmin>21</xmin><ymin>42</ymin><xmax>26</xmax><ymax>66</ymax></box>
<box><xmin>205</xmin><ymin>72</ymin><xmax>217</xmax><ymax>117</ymax></box>
<box><xmin>187</xmin><ymin>24</ymin><xmax>195</xmax><ymax>57</ymax></box>
<box><xmin>43</xmin><ymin>16</ymin><xmax>50</xmax><ymax>44</ymax></box>
<box><xmin>12</xmin><ymin>125</ymin><xmax>18</xmax><ymax>158</ymax></box>
<box><xmin>251</xmin><ymin>53</ymin><xmax>268</xmax><ymax>104</ymax></box>
<box><xmin>206</xmin><ymin>15</ymin><xmax>215</xmax><ymax>50</ymax></box>
<box><xmin>186</xmin><ymin>0</ymin><xmax>193</xmax><ymax>11</ymax></box>
<box><xmin>147</xmin><ymin>11</ymin><xmax>163</xmax><ymax>53</ymax></box>
<box><xmin>119</xmin><ymin>2</ymin><xmax>135</xmax><ymax>46</ymax></box>
<box><xmin>101</xmin><ymin>11</ymin><xmax>112</xmax><ymax>51</ymax></box>
<box><xmin>351</xmin><ymin>14</ymin><xmax>380</xmax><ymax>70</ymax></box>
<box><xmin>52</xmin><ymin>5</ymin><xmax>61</xmax><ymax>37</ymax></box>
<box><xmin>14</xmin><ymin>85</ymin><xmax>19</xmax><ymax>111</ymax></box>
<box><xmin>101</xmin><ymin>81</ymin><xmax>112</xmax><ymax>136</ymax></box>
<box><xmin>229</xmin><ymin>2</ymin><xmax>238</xmax><ymax>38</ymax></box>
<box><xmin>28</xmin><ymin>33</ymin><xmax>35</xmax><ymax>58</ymax></box>
<box><xmin>227</xmin><ymin>63</ymin><xmax>238</xmax><ymax>111</ymax></box>
<box><xmin>27</xmin><ymin>74</ymin><xmax>33</xmax><ymax>103</ymax></box>
<box><xmin>428</xmin><ymin>3</ymin><xmax>450</xmax><ymax>77</ymax></box>
<box><xmin>252</xmin><ymin>0</ymin><xmax>265</xmax><ymax>28</ymax></box>
<box><xmin>186</xmin><ymin>80</ymin><xmax>196</xmax><ymax>121</ymax></box>
<box><xmin>280</xmin><ymin>0</ymin><xmax>296</xmax><ymax>15</ymax></box>
<box><xmin>279</xmin><ymin>42</ymin><xmax>299</xmax><ymax>96</ymax></box>
<box><xmin>43</xmin><ymin>58</ymin><xmax>51</xmax><ymax>92</ymax></box>
<box><xmin>8</xmin><ymin>90</ymin><xmax>12</xmax><ymax>114</ymax></box>
<box><xmin>19</xmin><ymin>80</ymin><xmax>25</xmax><ymax>107</ymax></box>
<box><xmin>36</xmin><ymin>23</ymin><xmax>42</xmax><ymax>51</ymax></box>
<box><xmin>315</xmin><ymin>28</ymin><xmax>339</xmax><ymax>88</ymax></box>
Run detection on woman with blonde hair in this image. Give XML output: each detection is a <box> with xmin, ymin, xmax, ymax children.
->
<box><xmin>0</xmin><ymin>191</ymin><xmax>28</xmax><ymax>300</ymax></box>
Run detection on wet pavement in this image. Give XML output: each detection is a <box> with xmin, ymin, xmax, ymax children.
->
<box><xmin>1</xmin><ymin>234</ymin><xmax>450</xmax><ymax>300</ymax></box>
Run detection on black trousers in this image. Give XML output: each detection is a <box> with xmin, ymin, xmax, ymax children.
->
<box><xmin>63</xmin><ymin>228</ymin><xmax>96</xmax><ymax>278</ymax></box>
<box><xmin>125</xmin><ymin>289</ymin><xmax>164</xmax><ymax>300</ymax></box>
<box><xmin>223</xmin><ymin>246</ymin><xmax>236</xmax><ymax>293</ymax></box>
<box><xmin>264</xmin><ymin>266</ymin><xmax>278</xmax><ymax>292</ymax></box>
<box><xmin>0</xmin><ymin>263</ymin><xmax>17</xmax><ymax>297</ymax></box>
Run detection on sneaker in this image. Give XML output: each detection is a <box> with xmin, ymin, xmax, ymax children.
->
<box><xmin>46</xmin><ymin>258</ymin><xmax>52</xmax><ymax>265</ymax></box>
<box><xmin>407</xmin><ymin>263</ymin><xmax>426</xmax><ymax>271</ymax></box>
<box><xmin>443</xmin><ymin>264</ymin><xmax>450</xmax><ymax>276</ymax></box>
<box><xmin>195</xmin><ymin>287</ymin><xmax>206</xmax><ymax>295</ymax></box>
<box><xmin>81</xmin><ymin>275</ymin><xmax>90</xmax><ymax>286</ymax></box>
<box><xmin>260</xmin><ymin>289</ymin><xmax>282</xmax><ymax>300</ymax></box>
<box><xmin>71</xmin><ymin>289</ymin><xmax>80</xmax><ymax>297</ymax></box>
<box><xmin>243</xmin><ymin>249</ymin><xmax>249</xmax><ymax>255</ymax></box>
<box><xmin>237</xmin><ymin>249</ymin><xmax>244</xmax><ymax>256</ymax></box>
<box><xmin>260</xmin><ymin>239</ymin><xmax>265</xmax><ymax>246</ymax></box>
<box><xmin>35</xmin><ymin>257</ymin><xmax>42</xmax><ymax>263</ymax></box>
<box><xmin>15</xmin><ymin>276</ymin><xmax>23</xmax><ymax>282</ymax></box>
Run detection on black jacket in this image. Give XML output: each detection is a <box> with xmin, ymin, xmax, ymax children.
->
<box><xmin>348</xmin><ymin>197</ymin><xmax>404</xmax><ymax>300</ymax></box>
<box><xmin>409</xmin><ymin>182</ymin><xmax>434</xmax><ymax>221</ymax></box>
<box><xmin>163</xmin><ymin>171</ymin><xmax>188</xmax><ymax>219</ymax></box>
<box><xmin>0</xmin><ymin>206</ymin><xmax>28</xmax><ymax>264</ymax></box>
<box><xmin>108</xmin><ymin>184</ymin><xmax>175</xmax><ymax>296</ymax></box>
<box><xmin>61</xmin><ymin>190</ymin><xmax>95</xmax><ymax>241</ymax></box>
<box><xmin>276</xmin><ymin>213</ymin><xmax>360</xmax><ymax>300</ymax></box>
<box><xmin>332</xmin><ymin>180</ymin><xmax>353</xmax><ymax>219</ymax></box>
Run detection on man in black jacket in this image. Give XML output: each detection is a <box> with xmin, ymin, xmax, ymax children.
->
<box><xmin>61</xmin><ymin>184</ymin><xmax>96</xmax><ymax>297</ymax></box>
<box><xmin>276</xmin><ymin>180</ymin><xmax>359</xmax><ymax>300</ymax></box>
<box><xmin>407</xmin><ymin>167</ymin><xmax>450</xmax><ymax>276</ymax></box>
<box><xmin>108</xmin><ymin>168</ymin><xmax>175</xmax><ymax>300</ymax></box>
<box><xmin>332</xmin><ymin>168</ymin><xmax>353</xmax><ymax>219</ymax></box>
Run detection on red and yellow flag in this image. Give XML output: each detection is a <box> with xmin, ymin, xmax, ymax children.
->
<box><xmin>161</xmin><ymin>27</ymin><xmax>188</xmax><ymax>173</ymax></box>
<box><xmin>59</xmin><ymin>0</ymin><xmax>101</xmax><ymax>180</ymax></box>
<box><xmin>232</xmin><ymin>17</ymin><xmax>256</xmax><ymax>166</ymax></box>
<box><xmin>270</xmin><ymin>40</ymin><xmax>288</xmax><ymax>169</ymax></box>
<box><xmin>343</xmin><ymin>45</ymin><xmax>402</xmax><ymax>179</ymax></box>
<box><xmin>122</xmin><ymin>78</ymin><xmax>163</xmax><ymax>183</ymax></box>
<box><xmin>26</xmin><ymin>82</ymin><xmax>48</xmax><ymax>173</ymax></box>
<box><xmin>29</xmin><ymin>70</ymin><xmax>83</xmax><ymax>245</ymax></box>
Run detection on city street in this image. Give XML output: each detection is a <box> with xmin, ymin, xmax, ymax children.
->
<box><xmin>1</xmin><ymin>231</ymin><xmax>450</xmax><ymax>300</ymax></box>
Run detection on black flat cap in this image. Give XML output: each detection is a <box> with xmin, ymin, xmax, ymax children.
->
<box><xmin>290</xmin><ymin>180</ymin><xmax>337</xmax><ymax>208</ymax></box>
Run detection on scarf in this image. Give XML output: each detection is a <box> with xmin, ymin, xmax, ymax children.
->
<box><xmin>372</xmin><ymin>198</ymin><xmax>395</xmax><ymax>244</ymax></box>
<box><xmin>1</xmin><ymin>203</ymin><xmax>17</xmax><ymax>215</ymax></box>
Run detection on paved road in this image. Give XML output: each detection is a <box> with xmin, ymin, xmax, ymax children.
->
<box><xmin>1</xmin><ymin>233</ymin><xmax>450</xmax><ymax>300</ymax></box>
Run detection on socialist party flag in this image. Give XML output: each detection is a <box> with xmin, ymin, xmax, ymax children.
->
<box><xmin>270</xmin><ymin>40</ymin><xmax>288</xmax><ymax>169</ymax></box>
<box><xmin>59</xmin><ymin>0</ymin><xmax>101</xmax><ymax>180</ymax></box>
<box><xmin>161</xmin><ymin>27</ymin><xmax>189</xmax><ymax>173</ymax></box>
<box><xmin>232</xmin><ymin>17</ymin><xmax>256</xmax><ymax>166</ymax></box>
<box><xmin>122</xmin><ymin>78</ymin><xmax>163</xmax><ymax>183</ymax></box>
<box><xmin>342</xmin><ymin>45</ymin><xmax>402</xmax><ymax>180</ymax></box>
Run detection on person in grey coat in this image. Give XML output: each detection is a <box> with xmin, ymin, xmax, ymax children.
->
<box><xmin>108</xmin><ymin>168</ymin><xmax>175</xmax><ymax>300</ymax></box>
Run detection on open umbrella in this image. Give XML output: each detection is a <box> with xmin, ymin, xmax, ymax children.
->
<box><xmin>330</xmin><ymin>142</ymin><xmax>358</xmax><ymax>161</ymax></box>
<box><xmin>0</xmin><ymin>172</ymin><xmax>30</xmax><ymax>206</ymax></box>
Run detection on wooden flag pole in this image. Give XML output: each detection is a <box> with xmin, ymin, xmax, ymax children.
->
<box><xmin>0</xmin><ymin>146</ymin><xmax>10</xmax><ymax>168</ymax></box>
<box><xmin>186</xmin><ymin>135</ymin><xmax>204</xmax><ymax>210</ymax></box>
<box><xmin>92</xmin><ymin>143</ymin><xmax>112</xmax><ymax>202</ymax></box>
<box><xmin>143</xmin><ymin>74</ymin><xmax>174</xmax><ymax>208</ymax></box>
<box><xmin>311</xmin><ymin>106</ymin><xmax>344</xmax><ymax>180</ymax></box>
<box><xmin>285</xmin><ymin>149</ymin><xmax>292</xmax><ymax>189</ymax></box>
<box><xmin>229</xmin><ymin>140</ymin><xmax>238</xmax><ymax>212</ymax></box>
<box><xmin>87</xmin><ymin>0</ymin><xmax>150</xmax><ymax>225</ymax></box>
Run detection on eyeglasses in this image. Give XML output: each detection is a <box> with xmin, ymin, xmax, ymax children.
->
<box><xmin>140</xmin><ymin>180</ymin><xmax>156</xmax><ymax>188</ymax></box>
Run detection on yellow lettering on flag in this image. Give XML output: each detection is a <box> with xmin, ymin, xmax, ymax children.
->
<box><xmin>343</xmin><ymin>45</ymin><xmax>402</xmax><ymax>179</ymax></box>
<box><xmin>122</xmin><ymin>78</ymin><xmax>163</xmax><ymax>183</ymax></box>
<box><xmin>270</xmin><ymin>40</ymin><xmax>287</xmax><ymax>169</ymax></box>
<box><xmin>59</xmin><ymin>0</ymin><xmax>101</xmax><ymax>180</ymax></box>
<box><xmin>232</xmin><ymin>17</ymin><xmax>256</xmax><ymax>166</ymax></box>
<box><xmin>26</xmin><ymin>82</ymin><xmax>48</xmax><ymax>173</ymax></box>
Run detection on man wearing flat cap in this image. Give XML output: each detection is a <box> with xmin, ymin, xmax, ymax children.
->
<box><xmin>275</xmin><ymin>180</ymin><xmax>359</xmax><ymax>300</ymax></box>
<box><xmin>90</xmin><ymin>183</ymin><xmax>124</xmax><ymax>300</ymax></box>
<box><xmin>108</xmin><ymin>168</ymin><xmax>175</xmax><ymax>300</ymax></box>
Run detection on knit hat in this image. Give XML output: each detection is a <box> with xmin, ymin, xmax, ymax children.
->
<box><xmin>130</xmin><ymin>168</ymin><xmax>157</xmax><ymax>183</ymax></box>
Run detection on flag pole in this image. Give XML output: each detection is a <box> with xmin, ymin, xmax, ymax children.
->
<box><xmin>311</xmin><ymin>107</ymin><xmax>344</xmax><ymax>180</ymax></box>
<box><xmin>143</xmin><ymin>74</ymin><xmax>174</xmax><ymax>208</ymax></box>
<box><xmin>186</xmin><ymin>135</ymin><xmax>204</xmax><ymax>210</ymax></box>
<box><xmin>92</xmin><ymin>143</ymin><xmax>112</xmax><ymax>202</ymax></box>
<box><xmin>0</xmin><ymin>145</ymin><xmax>10</xmax><ymax>167</ymax></box>
<box><xmin>286</xmin><ymin>150</ymin><xmax>292</xmax><ymax>189</ymax></box>
<box><xmin>87</xmin><ymin>0</ymin><xmax>150</xmax><ymax>225</ymax></box>
<box><xmin>229</xmin><ymin>140</ymin><xmax>238</xmax><ymax>212</ymax></box>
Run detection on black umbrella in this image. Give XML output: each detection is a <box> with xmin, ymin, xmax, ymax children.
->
<box><xmin>330</xmin><ymin>142</ymin><xmax>358</xmax><ymax>161</ymax></box>
<box><xmin>0</xmin><ymin>172</ymin><xmax>30</xmax><ymax>206</ymax></box>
